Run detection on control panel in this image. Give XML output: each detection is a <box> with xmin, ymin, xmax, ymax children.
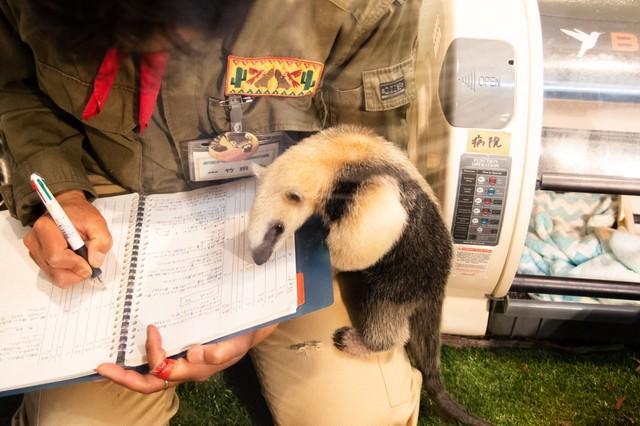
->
<box><xmin>452</xmin><ymin>154</ymin><xmax>511</xmax><ymax>246</ymax></box>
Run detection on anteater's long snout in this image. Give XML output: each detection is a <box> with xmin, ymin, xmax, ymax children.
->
<box><xmin>250</xmin><ymin>221</ymin><xmax>285</xmax><ymax>265</ymax></box>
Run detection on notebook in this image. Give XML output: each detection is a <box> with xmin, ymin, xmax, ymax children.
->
<box><xmin>0</xmin><ymin>178</ymin><xmax>332</xmax><ymax>394</ymax></box>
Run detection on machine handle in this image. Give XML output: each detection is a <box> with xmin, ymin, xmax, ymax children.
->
<box><xmin>538</xmin><ymin>173</ymin><xmax>640</xmax><ymax>195</ymax></box>
<box><xmin>492</xmin><ymin>297</ymin><xmax>640</xmax><ymax>323</ymax></box>
<box><xmin>512</xmin><ymin>274</ymin><xmax>640</xmax><ymax>301</ymax></box>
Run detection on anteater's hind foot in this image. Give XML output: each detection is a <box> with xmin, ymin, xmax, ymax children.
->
<box><xmin>332</xmin><ymin>327</ymin><xmax>374</xmax><ymax>357</ymax></box>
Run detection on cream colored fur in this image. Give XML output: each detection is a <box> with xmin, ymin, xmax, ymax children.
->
<box><xmin>327</xmin><ymin>175</ymin><xmax>407</xmax><ymax>271</ymax></box>
<box><xmin>248</xmin><ymin>125</ymin><xmax>441</xmax><ymax>262</ymax></box>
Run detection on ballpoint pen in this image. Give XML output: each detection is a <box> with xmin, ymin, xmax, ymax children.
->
<box><xmin>30</xmin><ymin>173</ymin><xmax>103</xmax><ymax>284</ymax></box>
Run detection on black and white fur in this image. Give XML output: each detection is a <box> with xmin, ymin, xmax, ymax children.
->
<box><xmin>248</xmin><ymin>126</ymin><xmax>489</xmax><ymax>425</ymax></box>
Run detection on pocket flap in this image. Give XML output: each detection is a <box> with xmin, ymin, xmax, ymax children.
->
<box><xmin>362</xmin><ymin>56</ymin><xmax>416</xmax><ymax>112</ymax></box>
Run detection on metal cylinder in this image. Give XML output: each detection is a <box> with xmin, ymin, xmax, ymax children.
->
<box><xmin>538</xmin><ymin>0</ymin><xmax>640</xmax><ymax>188</ymax></box>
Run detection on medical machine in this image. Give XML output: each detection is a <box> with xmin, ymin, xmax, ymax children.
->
<box><xmin>412</xmin><ymin>0</ymin><xmax>640</xmax><ymax>343</ymax></box>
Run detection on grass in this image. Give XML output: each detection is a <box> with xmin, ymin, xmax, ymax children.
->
<box><xmin>172</xmin><ymin>346</ymin><xmax>640</xmax><ymax>426</ymax></box>
<box><xmin>173</xmin><ymin>379</ymin><xmax>255</xmax><ymax>426</ymax></box>
<box><xmin>3</xmin><ymin>346</ymin><xmax>639</xmax><ymax>425</ymax></box>
<box><xmin>421</xmin><ymin>347</ymin><xmax>640</xmax><ymax>425</ymax></box>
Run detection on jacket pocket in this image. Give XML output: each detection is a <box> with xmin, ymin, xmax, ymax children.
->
<box><xmin>322</xmin><ymin>55</ymin><xmax>417</xmax><ymax>117</ymax></box>
<box><xmin>321</xmin><ymin>56</ymin><xmax>416</xmax><ymax>148</ymax></box>
<box><xmin>362</xmin><ymin>55</ymin><xmax>417</xmax><ymax>112</ymax></box>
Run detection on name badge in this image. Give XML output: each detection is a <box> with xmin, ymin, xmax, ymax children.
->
<box><xmin>182</xmin><ymin>133</ymin><xmax>281</xmax><ymax>182</ymax></box>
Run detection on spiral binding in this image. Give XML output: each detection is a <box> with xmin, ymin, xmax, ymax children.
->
<box><xmin>108</xmin><ymin>195</ymin><xmax>148</xmax><ymax>364</ymax></box>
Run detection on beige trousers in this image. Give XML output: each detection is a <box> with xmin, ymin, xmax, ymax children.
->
<box><xmin>13</xmin><ymin>280</ymin><xmax>421</xmax><ymax>426</ymax></box>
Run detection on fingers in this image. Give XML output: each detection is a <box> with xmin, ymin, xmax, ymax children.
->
<box><xmin>97</xmin><ymin>363</ymin><xmax>171</xmax><ymax>394</ymax></box>
<box><xmin>163</xmin><ymin>354</ymin><xmax>243</xmax><ymax>383</ymax></box>
<box><xmin>98</xmin><ymin>325</ymin><xmax>246</xmax><ymax>393</ymax></box>
<box><xmin>56</xmin><ymin>191</ymin><xmax>113</xmax><ymax>268</ymax></box>
<box><xmin>184</xmin><ymin>324</ymin><xmax>277</xmax><ymax>366</ymax></box>
<box><xmin>186</xmin><ymin>333</ymin><xmax>254</xmax><ymax>365</ymax></box>
<box><xmin>24</xmin><ymin>216</ymin><xmax>92</xmax><ymax>287</ymax></box>
<box><xmin>24</xmin><ymin>189</ymin><xmax>113</xmax><ymax>287</ymax></box>
<box><xmin>97</xmin><ymin>353</ymin><xmax>243</xmax><ymax>394</ymax></box>
<box><xmin>98</xmin><ymin>327</ymin><xmax>174</xmax><ymax>392</ymax></box>
<box><xmin>146</xmin><ymin>325</ymin><xmax>240</xmax><ymax>382</ymax></box>
<box><xmin>252</xmin><ymin>324</ymin><xmax>278</xmax><ymax>346</ymax></box>
<box><xmin>146</xmin><ymin>325</ymin><xmax>168</xmax><ymax>370</ymax></box>
<box><xmin>84</xmin><ymin>216</ymin><xmax>112</xmax><ymax>267</ymax></box>
<box><xmin>98</xmin><ymin>326</ymin><xmax>175</xmax><ymax>394</ymax></box>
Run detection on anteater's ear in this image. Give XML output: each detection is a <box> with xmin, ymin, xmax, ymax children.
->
<box><xmin>251</xmin><ymin>162</ymin><xmax>267</xmax><ymax>179</ymax></box>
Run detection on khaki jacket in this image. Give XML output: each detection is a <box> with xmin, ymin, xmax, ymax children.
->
<box><xmin>0</xmin><ymin>0</ymin><xmax>420</xmax><ymax>224</ymax></box>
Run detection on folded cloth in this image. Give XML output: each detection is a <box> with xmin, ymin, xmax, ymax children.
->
<box><xmin>517</xmin><ymin>191</ymin><xmax>640</xmax><ymax>306</ymax></box>
<box><xmin>609</xmin><ymin>229</ymin><xmax>640</xmax><ymax>273</ymax></box>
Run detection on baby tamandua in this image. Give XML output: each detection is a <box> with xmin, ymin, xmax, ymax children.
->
<box><xmin>247</xmin><ymin>126</ymin><xmax>489</xmax><ymax>425</ymax></box>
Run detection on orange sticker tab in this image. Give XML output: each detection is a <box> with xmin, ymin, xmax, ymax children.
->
<box><xmin>296</xmin><ymin>272</ymin><xmax>305</xmax><ymax>307</ymax></box>
<box><xmin>225</xmin><ymin>55</ymin><xmax>324</xmax><ymax>97</ymax></box>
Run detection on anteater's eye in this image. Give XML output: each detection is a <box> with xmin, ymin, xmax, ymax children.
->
<box><xmin>285</xmin><ymin>191</ymin><xmax>303</xmax><ymax>203</ymax></box>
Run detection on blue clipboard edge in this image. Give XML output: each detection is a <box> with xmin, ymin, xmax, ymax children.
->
<box><xmin>0</xmin><ymin>217</ymin><xmax>332</xmax><ymax>397</ymax></box>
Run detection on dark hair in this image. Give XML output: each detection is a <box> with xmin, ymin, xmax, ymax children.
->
<box><xmin>27</xmin><ymin>0</ymin><xmax>225</xmax><ymax>55</ymax></box>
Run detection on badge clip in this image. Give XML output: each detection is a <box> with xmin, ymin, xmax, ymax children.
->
<box><xmin>209</xmin><ymin>95</ymin><xmax>259</xmax><ymax>162</ymax></box>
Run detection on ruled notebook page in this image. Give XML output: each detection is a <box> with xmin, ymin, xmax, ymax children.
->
<box><xmin>124</xmin><ymin>178</ymin><xmax>297</xmax><ymax>366</ymax></box>
<box><xmin>0</xmin><ymin>194</ymin><xmax>137</xmax><ymax>392</ymax></box>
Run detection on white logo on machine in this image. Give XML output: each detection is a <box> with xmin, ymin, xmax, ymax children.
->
<box><xmin>560</xmin><ymin>28</ymin><xmax>603</xmax><ymax>57</ymax></box>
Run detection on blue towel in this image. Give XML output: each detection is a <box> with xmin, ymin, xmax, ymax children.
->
<box><xmin>517</xmin><ymin>191</ymin><xmax>640</xmax><ymax>305</ymax></box>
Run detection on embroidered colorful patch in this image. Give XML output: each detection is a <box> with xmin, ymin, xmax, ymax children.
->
<box><xmin>225</xmin><ymin>55</ymin><xmax>324</xmax><ymax>97</ymax></box>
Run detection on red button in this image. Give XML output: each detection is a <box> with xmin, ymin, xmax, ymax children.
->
<box><xmin>489</xmin><ymin>176</ymin><xmax>497</xmax><ymax>185</ymax></box>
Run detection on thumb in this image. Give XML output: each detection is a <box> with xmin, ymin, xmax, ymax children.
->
<box><xmin>84</xmin><ymin>216</ymin><xmax>113</xmax><ymax>268</ymax></box>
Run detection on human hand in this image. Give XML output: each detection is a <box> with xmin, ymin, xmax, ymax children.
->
<box><xmin>97</xmin><ymin>324</ymin><xmax>277</xmax><ymax>394</ymax></box>
<box><xmin>23</xmin><ymin>189</ymin><xmax>112</xmax><ymax>287</ymax></box>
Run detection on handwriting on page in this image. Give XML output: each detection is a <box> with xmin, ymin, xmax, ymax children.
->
<box><xmin>127</xmin><ymin>179</ymin><xmax>297</xmax><ymax>363</ymax></box>
<box><xmin>0</xmin><ymin>196</ymin><xmax>132</xmax><ymax>366</ymax></box>
<box><xmin>0</xmin><ymin>194</ymin><xmax>139</xmax><ymax>391</ymax></box>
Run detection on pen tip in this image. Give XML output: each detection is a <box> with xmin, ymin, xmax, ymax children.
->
<box><xmin>90</xmin><ymin>274</ymin><xmax>105</xmax><ymax>289</ymax></box>
<box><xmin>90</xmin><ymin>267</ymin><xmax>103</xmax><ymax>286</ymax></box>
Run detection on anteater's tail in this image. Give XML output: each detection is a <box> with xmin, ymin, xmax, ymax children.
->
<box><xmin>407</xmin><ymin>306</ymin><xmax>491</xmax><ymax>426</ymax></box>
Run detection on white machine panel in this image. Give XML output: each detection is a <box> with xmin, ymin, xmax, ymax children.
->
<box><xmin>414</xmin><ymin>0</ymin><xmax>544</xmax><ymax>335</ymax></box>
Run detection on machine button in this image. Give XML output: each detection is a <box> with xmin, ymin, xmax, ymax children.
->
<box><xmin>480</xmin><ymin>218</ymin><xmax>489</xmax><ymax>225</ymax></box>
<box><xmin>489</xmin><ymin>176</ymin><xmax>497</xmax><ymax>186</ymax></box>
<box><xmin>483</xmin><ymin>198</ymin><xmax>492</xmax><ymax>205</ymax></box>
<box><xmin>492</xmin><ymin>209</ymin><xmax>501</xmax><ymax>215</ymax></box>
<box><xmin>477</xmin><ymin>176</ymin><xmax>486</xmax><ymax>184</ymax></box>
<box><xmin>482</xmin><ymin>208</ymin><xmax>491</xmax><ymax>216</ymax></box>
<box><xmin>477</xmin><ymin>187</ymin><xmax>484</xmax><ymax>193</ymax></box>
<box><xmin>493</xmin><ymin>199</ymin><xmax>503</xmax><ymax>205</ymax></box>
<box><xmin>476</xmin><ymin>227</ymin><xmax>483</xmax><ymax>233</ymax></box>
<box><xmin>473</xmin><ymin>208</ymin><xmax>481</xmax><ymax>214</ymax></box>
<box><xmin>475</xmin><ymin>197</ymin><xmax>483</xmax><ymax>204</ymax></box>
<box><xmin>472</xmin><ymin>218</ymin><xmax>479</xmax><ymax>224</ymax></box>
<box><xmin>487</xmin><ymin>188</ymin><xmax>496</xmax><ymax>196</ymax></box>
<box><xmin>489</xmin><ymin>219</ymin><xmax>500</xmax><ymax>225</ymax></box>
